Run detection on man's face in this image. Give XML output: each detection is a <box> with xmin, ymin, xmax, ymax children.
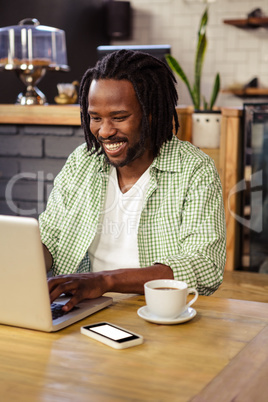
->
<box><xmin>87</xmin><ymin>79</ymin><xmax>148</xmax><ymax>168</ymax></box>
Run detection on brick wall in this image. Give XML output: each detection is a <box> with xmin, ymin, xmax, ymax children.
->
<box><xmin>0</xmin><ymin>124</ymin><xmax>85</xmax><ymax>218</ymax></box>
<box><xmin>112</xmin><ymin>0</ymin><xmax>268</xmax><ymax>108</ymax></box>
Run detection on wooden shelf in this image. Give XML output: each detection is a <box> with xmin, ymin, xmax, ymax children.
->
<box><xmin>0</xmin><ymin>104</ymin><xmax>81</xmax><ymax>125</ymax></box>
<box><xmin>222</xmin><ymin>88</ymin><xmax>268</xmax><ymax>97</ymax></box>
<box><xmin>223</xmin><ymin>17</ymin><xmax>268</xmax><ymax>28</ymax></box>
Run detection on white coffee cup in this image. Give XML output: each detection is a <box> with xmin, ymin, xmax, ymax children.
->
<box><xmin>144</xmin><ymin>279</ymin><xmax>198</xmax><ymax>319</ymax></box>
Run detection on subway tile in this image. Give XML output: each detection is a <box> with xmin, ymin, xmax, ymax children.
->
<box><xmin>110</xmin><ymin>0</ymin><xmax>267</xmax><ymax>95</ymax></box>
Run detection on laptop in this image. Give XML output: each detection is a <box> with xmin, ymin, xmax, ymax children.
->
<box><xmin>0</xmin><ymin>215</ymin><xmax>113</xmax><ymax>332</ymax></box>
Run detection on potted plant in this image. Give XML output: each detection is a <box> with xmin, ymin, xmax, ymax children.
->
<box><xmin>165</xmin><ymin>7</ymin><xmax>221</xmax><ymax>148</ymax></box>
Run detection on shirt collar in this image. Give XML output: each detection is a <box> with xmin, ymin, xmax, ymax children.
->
<box><xmin>151</xmin><ymin>136</ymin><xmax>182</xmax><ymax>173</ymax></box>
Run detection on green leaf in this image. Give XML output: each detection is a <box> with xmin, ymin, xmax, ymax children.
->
<box><xmin>209</xmin><ymin>73</ymin><xmax>220</xmax><ymax>109</ymax></box>
<box><xmin>194</xmin><ymin>33</ymin><xmax>207</xmax><ymax>109</ymax></box>
<box><xmin>194</xmin><ymin>7</ymin><xmax>208</xmax><ymax>110</ymax></box>
<box><xmin>203</xmin><ymin>96</ymin><xmax>208</xmax><ymax>110</ymax></box>
<box><xmin>165</xmin><ymin>54</ymin><xmax>197</xmax><ymax>108</ymax></box>
<box><xmin>165</xmin><ymin>7</ymin><xmax>220</xmax><ymax>112</ymax></box>
<box><xmin>198</xmin><ymin>7</ymin><xmax>208</xmax><ymax>36</ymax></box>
<box><xmin>192</xmin><ymin>84</ymin><xmax>200</xmax><ymax>110</ymax></box>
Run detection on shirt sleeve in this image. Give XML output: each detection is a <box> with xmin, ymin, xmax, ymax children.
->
<box><xmin>38</xmin><ymin>147</ymin><xmax>79</xmax><ymax>272</ymax></box>
<box><xmin>155</xmin><ymin>158</ymin><xmax>226</xmax><ymax>296</ymax></box>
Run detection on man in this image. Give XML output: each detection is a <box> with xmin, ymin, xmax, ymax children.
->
<box><xmin>40</xmin><ymin>50</ymin><xmax>226</xmax><ymax>312</ymax></box>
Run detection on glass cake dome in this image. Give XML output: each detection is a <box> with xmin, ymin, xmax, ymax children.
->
<box><xmin>0</xmin><ymin>18</ymin><xmax>70</xmax><ymax>104</ymax></box>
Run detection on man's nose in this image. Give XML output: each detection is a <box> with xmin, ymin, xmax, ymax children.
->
<box><xmin>99</xmin><ymin>120</ymin><xmax>116</xmax><ymax>138</ymax></box>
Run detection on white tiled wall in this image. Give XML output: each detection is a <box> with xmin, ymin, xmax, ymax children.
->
<box><xmin>112</xmin><ymin>0</ymin><xmax>268</xmax><ymax>107</ymax></box>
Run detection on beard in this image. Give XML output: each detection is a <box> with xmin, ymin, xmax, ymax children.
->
<box><xmin>103</xmin><ymin>138</ymin><xmax>147</xmax><ymax>168</ymax></box>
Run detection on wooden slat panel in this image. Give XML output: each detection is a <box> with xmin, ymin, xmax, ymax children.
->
<box><xmin>219</xmin><ymin>113</ymin><xmax>227</xmax><ymax>196</ymax></box>
<box><xmin>175</xmin><ymin>106</ymin><xmax>244</xmax><ymax>271</ymax></box>
<box><xmin>201</xmin><ymin>148</ymin><xmax>220</xmax><ymax>173</ymax></box>
<box><xmin>175</xmin><ymin>105</ymin><xmax>194</xmax><ymax>142</ymax></box>
<box><xmin>223</xmin><ymin>113</ymin><xmax>243</xmax><ymax>271</ymax></box>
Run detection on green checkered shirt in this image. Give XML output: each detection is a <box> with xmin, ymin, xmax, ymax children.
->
<box><xmin>39</xmin><ymin>135</ymin><xmax>226</xmax><ymax>295</ymax></box>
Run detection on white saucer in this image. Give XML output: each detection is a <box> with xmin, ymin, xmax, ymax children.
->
<box><xmin>137</xmin><ymin>306</ymin><xmax>196</xmax><ymax>325</ymax></box>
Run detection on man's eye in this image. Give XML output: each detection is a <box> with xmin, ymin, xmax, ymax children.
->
<box><xmin>113</xmin><ymin>116</ymin><xmax>128</xmax><ymax>122</ymax></box>
<box><xmin>90</xmin><ymin>116</ymin><xmax>101</xmax><ymax>122</ymax></box>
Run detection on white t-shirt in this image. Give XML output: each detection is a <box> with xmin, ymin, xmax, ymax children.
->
<box><xmin>89</xmin><ymin>166</ymin><xmax>150</xmax><ymax>272</ymax></box>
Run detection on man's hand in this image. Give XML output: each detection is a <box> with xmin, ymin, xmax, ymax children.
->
<box><xmin>48</xmin><ymin>264</ymin><xmax>173</xmax><ymax>312</ymax></box>
<box><xmin>48</xmin><ymin>273</ymin><xmax>109</xmax><ymax>312</ymax></box>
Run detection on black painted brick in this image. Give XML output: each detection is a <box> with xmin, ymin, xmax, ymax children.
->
<box><xmin>0</xmin><ymin>125</ymin><xmax>18</xmax><ymax>135</ymax></box>
<box><xmin>45</xmin><ymin>136</ymin><xmax>84</xmax><ymax>158</ymax></box>
<box><xmin>74</xmin><ymin>127</ymin><xmax>85</xmax><ymax>137</ymax></box>
<box><xmin>0</xmin><ymin>200</ymin><xmax>17</xmax><ymax>216</ymax></box>
<box><xmin>19</xmin><ymin>158</ymin><xmax>66</xmax><ymax>179</ymax></box>
<box><xmin>23</xmin><ymin>125</ymin><xmax>74</xmax><ymax>136</ymax></box>
<box><xmin>0</xmin><ymin>158</ymin><xmax>19</xmax><ymax>178</ymax></box>
<box><xmin>0</xmin><ymin>135</ymin><xmax>43</xmax><ymax>157</ymax></box>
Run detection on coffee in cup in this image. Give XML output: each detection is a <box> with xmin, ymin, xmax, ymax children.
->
<box><xmin>144</xmin><ymin>279</ymin><xmax>198</xmax><ymax>319</ymax></box>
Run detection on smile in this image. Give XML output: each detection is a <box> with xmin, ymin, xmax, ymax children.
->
<box><xmin>103</xmin><ymin>142</ymin><xmax>125</xmax><ymax>151</ymax></box>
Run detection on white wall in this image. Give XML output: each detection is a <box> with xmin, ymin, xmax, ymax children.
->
<box><xmin>112</xmin><ymin>0</ymin><xmax>268</xmax><ymax>107</ymax></box>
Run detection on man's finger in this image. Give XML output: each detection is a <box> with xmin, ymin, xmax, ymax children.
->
<box><xmin>49</xmin><ymin>280</ymin><xmax>77</xmax><ymax>303</ymax></box>
<box><xmin>47</xmin><ymin>276</ymin><xmax>69</xmax><ymax>292</ymax></box>
<box><xmin>62</xmin><ymin>294</ymin><xmax>82</xmax><ymax>312</ymax></box>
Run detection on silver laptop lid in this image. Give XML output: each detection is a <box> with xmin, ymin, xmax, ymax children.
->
<box><xmin>0</xmin><ymin>215</ymin><xmax>53</xmax><ymax>330</ymax></box>
<box><xmin>0</xmin><ymin>215</ymin><xmax>113</xmax><ymax>332</ymax></box>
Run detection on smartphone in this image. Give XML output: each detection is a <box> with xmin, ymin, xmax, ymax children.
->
<box><xmin>81</xmin><ymin>322</ymin><xmax>143</xmax><ymax>349</ymax></box>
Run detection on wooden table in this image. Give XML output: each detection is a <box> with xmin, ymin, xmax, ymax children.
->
<box><xmin>0</xmin><ymin>293</ymin><xmax>268</xmax><ymax>401</ymax></box>
<box><xmin>213</xmin><ymin>270</ymin><xmax>268</xmax><ymax>303</ymax></box>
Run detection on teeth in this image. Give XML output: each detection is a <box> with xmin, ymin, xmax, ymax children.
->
<box><xmin>104</xmin><ymin>142</ymin><xmax>124</xmax><ymax>151</ymax></box>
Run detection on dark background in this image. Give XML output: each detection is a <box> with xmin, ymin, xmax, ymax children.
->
<box><xmin>0</xmin><ymin>0</ymin><xmax>111</xmax><ymax>104</ymax></box>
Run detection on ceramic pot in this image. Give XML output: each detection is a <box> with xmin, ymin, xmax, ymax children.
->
<box><xmin>192</xmin><ymin>111</ymin><xmax>221</xmax><ymax>148</ymax></box>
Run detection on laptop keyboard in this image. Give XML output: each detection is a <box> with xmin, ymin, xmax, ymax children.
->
<box><xmin>51</xmin><ymin>303</ymin><xmax>79</xmax><ymax>320</ymax></box>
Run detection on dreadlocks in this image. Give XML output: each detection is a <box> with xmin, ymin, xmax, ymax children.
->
<box><xmin>79</xmin><ymin>49</ymin><xmax>179</xmax><ymax>157</ymax></box>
